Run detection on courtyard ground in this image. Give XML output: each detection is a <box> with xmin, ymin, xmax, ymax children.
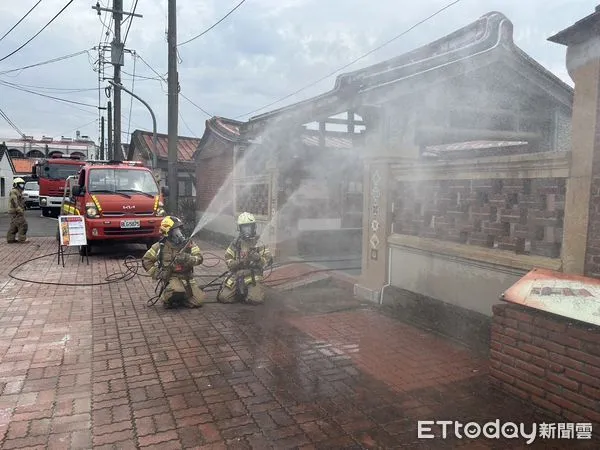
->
<box><xmin>0</xmin><ymin>237</ymin><xmax>595</xmax><ymax>449</ymax></box>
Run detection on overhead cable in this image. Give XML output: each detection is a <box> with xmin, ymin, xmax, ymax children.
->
<box><xmin>235</xmin><ymin>0</ymin><xmax>462</xmax><ymax>119</ymax></box>
<box><xmin>0</xmin><ymin>80</ymin><xmax>98</xmax><ymax>108</ymax></box>
<box><xmin>0</xmin><ymin>49</ymin><xmax>90</xmax><ymax>75</ymax></box>
<box><xmin>0</xmin><ymin>0</ymin><xmax>76</xmax><ymax>63</ymax></box>
<box><xmin>0</xmin><ymin>107</ymin><xmax>25</xmax><ymax>137</ymax></box>
<box><xmin>178</xmin><ymin>0</ymin><xmax>247</xmax><ymax>47</ymax></box>
<box><xmin>0</xmin><ymin>0</ymin><xmax>43</xmax><ymax>43</ymax></box>
<box><xmin>122</xmin><ymin>0</ymin><xmax>139</xmax><ymax>47</ymax></box>
<box><xmin>136</xmin><ymin>53</ymin><xmax>212</xmax><ymax>116</ymax></box>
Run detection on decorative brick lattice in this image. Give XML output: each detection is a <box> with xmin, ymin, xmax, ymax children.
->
<box><xmin>392</xmin><ymin>178</ymin><xmax>566</xmax><ymax>258</ymax></box>
<box><xmin>235</xmin><ymin>181</ymin><xmax>269</xmax><ymax>217</ymax></box>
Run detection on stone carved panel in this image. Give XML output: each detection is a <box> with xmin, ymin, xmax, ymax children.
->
<box><xmin>392</xmin><ymin>178</ymin><xmax>566</xmax><ymax>258</ymax></box>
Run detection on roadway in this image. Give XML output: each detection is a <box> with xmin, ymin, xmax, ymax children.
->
<box><xmin>0</xmin><ymin>208</ymin><xmax>56</xmax><ymax>238</ymax></box>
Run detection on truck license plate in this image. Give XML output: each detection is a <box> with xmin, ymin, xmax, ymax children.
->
<box><xmin>120</xmin><ymin>220</ymin><xmax>140</xmax><ymax>229</ymax></box>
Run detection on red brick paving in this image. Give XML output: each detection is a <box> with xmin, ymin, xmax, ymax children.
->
<box><xmin>0</xmin><ymin>238</ymin><xmax>597</xmax><ymax>448</ymax></box>
<box><xmin>287</xmin><ymin>310</ymin><xmax>487</xmax><ymax>392</ymax></box>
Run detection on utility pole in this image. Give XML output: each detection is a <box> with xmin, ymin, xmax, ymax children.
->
<box><xmin>100</xmin><ymin>116</ymin><xmax>105</xmax><ymax>160</ymax></box>
<box><xmin>167</xmin><ymin>0</ymin><xmax>179</xmax><ymax>214</ymax></box>
<box><xmin>112</xmin><ymin>0</ymin><xmax>123</xmax><ymax>162</ymax></box>
<box><xmin>92</xmin><ymin>2</ymin><xmax>143</xmax><ymax>161</ymax></box>
<box><xmin>107</xmin><ymin>100</ymin><xmax>113</xmax><ymax>160</ymax></box>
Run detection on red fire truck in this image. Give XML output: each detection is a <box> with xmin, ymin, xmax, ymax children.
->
<box><xmin>61</xmin><ymin>160</ymin><xmax>168</xmax><ymax>254</ymax></box>
<box><xmin>32</xmin><ymin>155</ymin><xmax>87</xmax><ymax>217</ymax></box>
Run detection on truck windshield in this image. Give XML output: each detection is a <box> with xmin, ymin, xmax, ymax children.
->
<box><xmin>88</xmin><ymin>168</ymin><xmax>159</xmax><ymax>195</ymax></box>
<box><xmin>24</xmin><ymin>182</ymin><xmax>39</xmax><ymax>191</ymax></box>
<box><xmin>41</xmin><ymin>163</ymin><xmax>81</xmax><ymax>180</ymax></box>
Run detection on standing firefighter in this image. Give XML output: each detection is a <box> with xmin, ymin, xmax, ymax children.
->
<box><xmin>142</xmin><ymin>216</ymin><xmax>205</xmax><ymax>308</ymax></box>
<box><xmin>217</xmin><ymin>212</ymin><xmax>273</xmax><ymax>304</ymax></box>
<box><xmin>7</xmin><ymin>177</ymin><xmax>28</xmax><ymax>244</ymax></box>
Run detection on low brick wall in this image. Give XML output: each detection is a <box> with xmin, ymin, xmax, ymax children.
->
<box><xmin>490</xmin><ymin>303</ymin><xmax>600</xmax><ymax>429</ymax></box>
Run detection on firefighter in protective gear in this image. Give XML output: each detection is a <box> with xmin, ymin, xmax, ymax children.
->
<box><xmin>142</xmin><ymin>216</ymin><xmax>205</xmax><ymax>308</ymax></box>
<box><xmin>217</xmin><ymin>212</ymin><xmax>273</xmax><ymax>304</ymax></box>
<box><xmin>7</xmin><ymin>177</ymin><xmax>28</xmax><ymax>244</ymax></box>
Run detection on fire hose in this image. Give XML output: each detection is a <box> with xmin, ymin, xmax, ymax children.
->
<box><xmin>7</xmin><ymin>246</ymin><xmax>360</xmax><ymax>304</ymax></box>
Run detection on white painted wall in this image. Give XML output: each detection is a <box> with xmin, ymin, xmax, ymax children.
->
<box><xmin>389</xmin><ymin>243</ymin><xmax>525</xmax><ymax>316</ymax></box>
<box><xmin>0</xmin><ymin>154</ymin><xmax>13</xmax><ymax>212</ymax></box>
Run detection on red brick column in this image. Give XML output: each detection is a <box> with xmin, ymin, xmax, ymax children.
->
<box><xmin>490</xmin><ymin>303</ymin><xmax>600</xmax><ymax>430</ymax></box>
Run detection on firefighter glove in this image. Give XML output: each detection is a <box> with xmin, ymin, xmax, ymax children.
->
<box><xmin>174</xmin><ymin>253</ymin><xmax>193</xmax><ymax>266</ymax></box>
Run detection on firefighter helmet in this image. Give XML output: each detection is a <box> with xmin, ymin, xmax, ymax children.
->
<box><xmin>160</xmin><ymin>216</ymin><xmax>186</xmax><ymax>246</ymax></box>
<box><xmin>13</xmin><ymin>177</ymin><xmax>25</xmax><ymax>190</ymax></box>
<box><xmin>237</xmin><ymin>212</ymin><xmax>257</xmax><ymax>239</ymax></box>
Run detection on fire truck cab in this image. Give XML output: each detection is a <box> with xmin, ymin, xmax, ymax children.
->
<box><xmin>61</xmin><ymin>160</ymin><xmax>168</xmax><ymax>254</ymax></box>
<box><xmin>32</xmin><ymin>154</ymin><xmax>87</xmax><ymax>217</ymax></box>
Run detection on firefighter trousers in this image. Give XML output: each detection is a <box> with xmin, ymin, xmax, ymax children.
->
<box><xmin>161</xmin><ymin>277</ymin><xmax>205</xmax><ymax>308</ymax></box>
<box><xmin>217</xmin><ymin>279</ymin><xmax>265</xmax><ymax>304</ymax></box>
<box><xmin>7</xmin><ymin>214</ymin><xmax>28</xmax><ymax>243</ymax></box>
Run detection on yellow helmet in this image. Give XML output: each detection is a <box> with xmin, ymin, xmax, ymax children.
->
<box><xmin>237</xmin><ymin>212</ymin><xmax>256</xmax><ymax>225</ymax></box>
<box><xmin>160</xmin><ymin>215</ymin><xmax>183</xmax><ymax>235</ymax></box>
<box><xmin>160</xmin><ymin>216</ymin><xmax>186</xmax><ymax>246</ymax></box>
<box><xmin>237</xmin><ymin>212</ymin><xmax>257</xmax><ymax>239</ymax></box>
<box><xmin>13</xmin><ymin>177</ymin><xmax>25</xmax><ymax>188</ymax></box>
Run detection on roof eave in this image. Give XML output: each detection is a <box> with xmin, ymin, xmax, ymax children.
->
<box><xmin>548</xmin><ymin>8</ymin><xmax>600</xmax><ymax>46</ymax></box>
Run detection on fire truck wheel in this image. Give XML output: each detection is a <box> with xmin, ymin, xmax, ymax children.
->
<box><xmin>42</xmin><ymin>208</ymin><xmax>51</xmax><ymax>217</ymax></box>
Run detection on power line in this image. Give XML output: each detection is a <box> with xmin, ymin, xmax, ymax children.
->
<box><xmin>0</xmin><ymin>107</ymin><xmax>25</xmax><ymax>137</ymax></box>
<box><xmin>136</xmin><ymin>53</ymin><xmax>212</xmax><ymax>116</ymax></box>
<box><xmin>0</xmin><ymin>0</ymin><xmax>76</xmax><ymax>64</ymax></box>
<box><xmin>122</xmin><ymin>0</ymin><xmax>139</xmax><ymax>47</ymax></box>
<box><xmin>179</xmin><ymin>111</ymin><xmax>197</xmax><ymax>137</ymax></box>
<box><xmin>178</xmin><ymin>0</ymin><xmax>246</xmax><ymax>47</ymax></box>
<box><xmin>235</xmin><ymin>0</ymin><xmax>462</xmax><ymax>119</ymax></box>
<box><xmin>181</xmin><ymin>93</ymin><xmax>211</xmax><ymax>117</ymax></box>
<box><xmin>0</xmin><ymin>80</ymin><xmax>98</xmax><ymax>108</ymax></box>
<box><xmin>126</xmin><ymin>52</ymin><xmax>137</xmax><ymax>140</ymax></box>
<box><xmin>0</xmin><ymin>0</ymin><xmax>43</xmax><ymax>43</ymax></box>
<box><xmin>0</xmin><ymin>79</ymin><xmax>98</xmax><ymax>93</ymax></box>
<box><xmin>0</xmin><ymin>49</ymin><xmax>90</xmax><ymax>75</ymax></box>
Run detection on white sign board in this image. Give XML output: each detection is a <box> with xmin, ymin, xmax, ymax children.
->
<box><xmin>58</xmin><ymin>215</ymin><xmax>87</xmax><ymax>247</ymax></box>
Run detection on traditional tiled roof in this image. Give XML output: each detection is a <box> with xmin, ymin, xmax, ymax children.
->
<box><xmin>193</xmin><ymin>117</ymin><xmax>245</xmax><ymax>160</ymax></box>
<box><xmin>11</xmin><ymin>158</ymin><xmax>34</xmax><ymax>174</ymax></box>
<box><xmin>244</xmin><ymin>11</ymin><xmax>573</xmax><ymax>129</ymax></box>
<box><xmin>548</xmin><ymin>6</ymin><xmax>600</xmax><ymax>46</ymax></box>
<box><xmin>129</xmin><ymin>130</ymin><xmax>200</xmax><ymax>163</ymax></box>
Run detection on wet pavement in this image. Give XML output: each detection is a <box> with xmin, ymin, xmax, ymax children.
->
<box><xmin>0</xmin><ymin>237</ymin><xmax>596</xmax><ymax>449</ymax></box>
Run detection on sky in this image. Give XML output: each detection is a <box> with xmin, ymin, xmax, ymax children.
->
<box><xmin>0</xmin><ymin>0</ymin><xmax>594</xmax><ymax>146</ymax></box>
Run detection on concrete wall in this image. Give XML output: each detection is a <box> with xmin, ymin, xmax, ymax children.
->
<box><xmin>389</xmin><ymin>241</ymin><xmax>525</xmax><ymax>316</ymax></box>
<box><xmin>0</xmin><ymin>156</ymin><xmax>13</xmax><ymax>213</ymax></box>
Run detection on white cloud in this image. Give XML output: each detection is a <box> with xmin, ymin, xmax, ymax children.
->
<box><xmin>0</xmin><ymin>0</ymin><xmax>591</xmax><ymax>142</ymax></box>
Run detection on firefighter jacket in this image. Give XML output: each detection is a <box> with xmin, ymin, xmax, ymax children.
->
<box><xmin>224</xmin><ymin>237</ymin><xmax>273</xmax><ymax>279</ymax></box>
<box><xmin>8</xmin><ymin>188</ymin><xmax>25</xmax><ymax>216</ymax></box>
<box><xmin>142</xmin><ymin>239</ymin><xmax>203</xmax><ymax>281</ymax></box>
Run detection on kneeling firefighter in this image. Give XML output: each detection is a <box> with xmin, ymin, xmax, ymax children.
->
<box><xmin>142</xmin><ymin>216</ymin><xmax>205</xmax><ymax>308</ymax></box>
<box><xmin>217</xmin><ymin>212</ymin><xmax>273</xmax><ymax>304</ymax></box>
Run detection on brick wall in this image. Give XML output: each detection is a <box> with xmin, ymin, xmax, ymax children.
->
<box><xmin>195</xmin><ymin>152</ymin><xmax>233</xmax><ymax>214</ymax></box>
<box><xmin>585</xmin><ymin>152</ymin><xmax>600</xmax><ymax>277</ymax></box>
<box><xmin>392</xmin><ymin>178</ymin><xmax>566</xmax><ymax>258</ymax></box>
<box><xmin>490</xmin><ymin>303</ymin><xmax>600</xmax><ymax>429</ymax></box>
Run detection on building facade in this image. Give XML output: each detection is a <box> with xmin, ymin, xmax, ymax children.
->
<box><xmin>1</xmin><ymin>131</ymin><xmax>98</xmax><ymax>160</ymax></box>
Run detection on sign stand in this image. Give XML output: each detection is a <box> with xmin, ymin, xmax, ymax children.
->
<box><xmin>57</xmin><ymin>215</ymin><xmax>89</xmax><ymax>266</ymax></box>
